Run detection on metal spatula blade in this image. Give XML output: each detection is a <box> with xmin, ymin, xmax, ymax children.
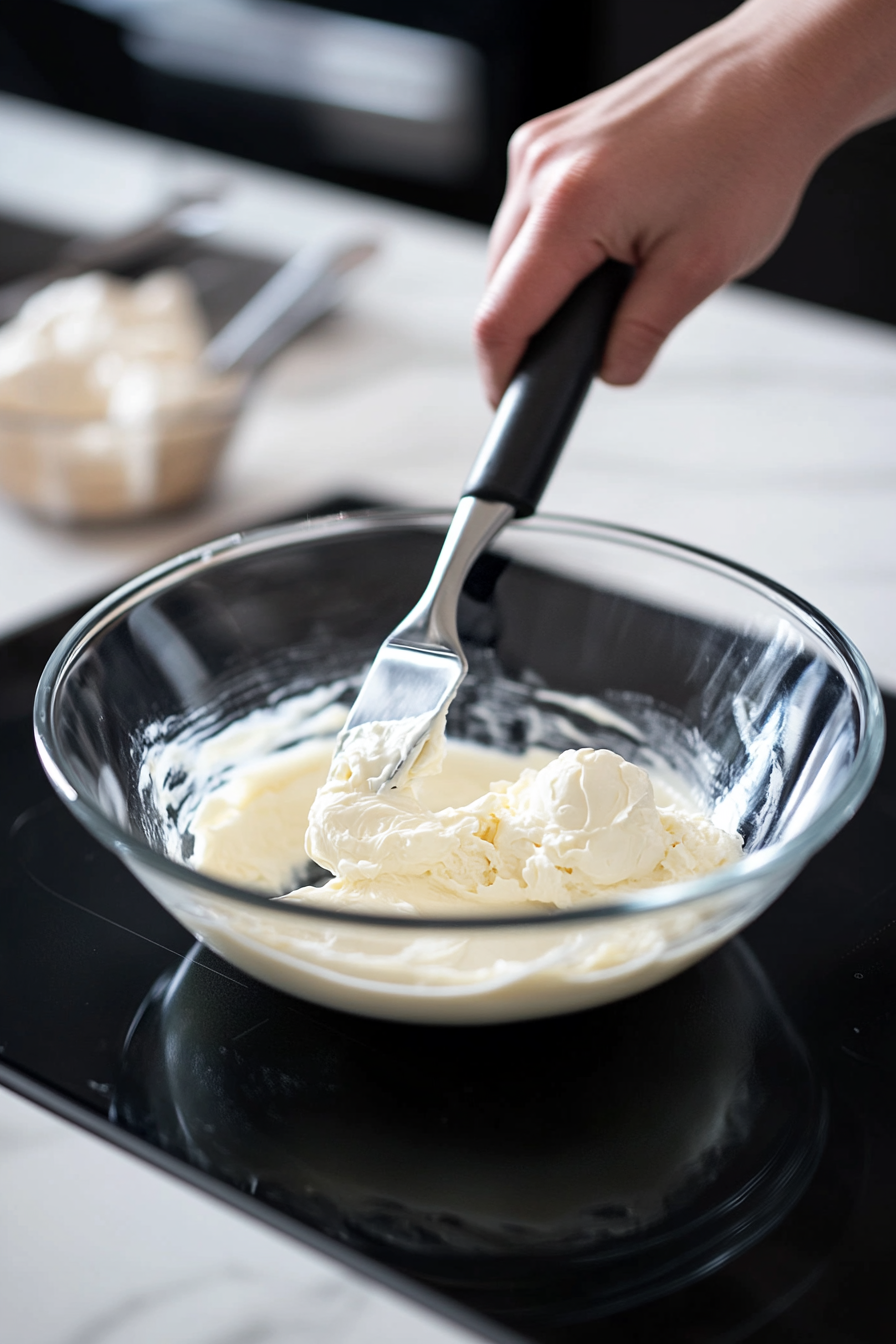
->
<box><xmin>342</xmin><ymin>496</ymin><xmax>513</xmax><ymax>786</ymax></box>
<box><xmin>349</xmin><ymin>644</ymin><xmax>464</xmax><ymax>729</ymax></box>
<box><xmin>343</xmin><ymin>261</ymin><xmax>632</xmax><ymax>791</ymax></box>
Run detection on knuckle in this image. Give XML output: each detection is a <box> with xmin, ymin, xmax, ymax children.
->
<box><xmin>548</xmin><ymin>162</ymin><xmax>589</xmax><ymax>208</ymax></box>
<box><xmin>509</xmin><ymin>119</ymin><xmax>559</xmax><ymax>176</ymax></box>
<box><xmin>473</xmin><ymin>302</ymin><xmax>510</xmax><ymax>354</ymax></box>
<box><xmin>534</xmin><ymin>158</ymin><xmax>597</xmax><ymax>232</ymax></box>
<box><xmin>508</xmin><ymin>121</ymin><xmax>537</xmax><ymax>164</ymax></box>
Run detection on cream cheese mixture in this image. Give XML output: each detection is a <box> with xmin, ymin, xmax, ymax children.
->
<box><xmin>0</xmin><ymin>270</ymin><xmax>240</xmax><ymax>518</ymax></box>
<box><xmin>0</xmin><ymin>270</ymin><xmax>223</xmax><ymax>419</ymax></box>
<box><xmin>170</xmin><ymin>700</ymin><xmax>741</xmax><ymax>916</ymax></box>
<box><xmin>296</xmin><ymin>715</ymin><xmax>741</xmax><ymax>915</ymax></box>
<box><xmin>139</xmin><ymin>684</ymin><xmax>745</xmax><ymax>1021</ymax></box>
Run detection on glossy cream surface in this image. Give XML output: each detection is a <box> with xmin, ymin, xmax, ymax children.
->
<box><xmin>291</xmin><ymin>715</ymin><xmax>742</xmax><ymax>916</ymax></box>
<box><xmin>155</xmin><ymin>696</ymin><xmax>742</xmax><ymax>915</ymax></box>
<box><xmin>139</xmin><ymin>686</ymin><xmax>746</xmax><ymax>1022</ymax></box>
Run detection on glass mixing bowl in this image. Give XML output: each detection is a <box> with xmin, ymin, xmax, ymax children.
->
<box><xmin>34</xmin><ymin>510</ymin><xmax>885</xmax><ymax>1023</ymax></box>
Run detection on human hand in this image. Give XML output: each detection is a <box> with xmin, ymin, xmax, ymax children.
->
<box><xmin>474</xmin><ymin>0</ymin><xmax>896</xmax><ymax>405</ymax></box>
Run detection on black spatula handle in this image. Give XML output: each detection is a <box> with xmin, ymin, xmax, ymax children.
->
<box><xmin>463</xmin><ymin>260</ymin><xmax>632</xmax><ymax>517</ymax></box>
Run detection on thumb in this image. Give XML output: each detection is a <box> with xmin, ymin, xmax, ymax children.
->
<box><xmin>599</xmin><ymin>245</ymin><xmax>723</xmax><ymax>385</ymax></box>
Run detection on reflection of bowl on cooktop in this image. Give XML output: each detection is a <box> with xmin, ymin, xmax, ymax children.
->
<box><xmin>113</xmin><ymin>938</ymin><xmax>824</xmax><ymax>1324</ymax></box>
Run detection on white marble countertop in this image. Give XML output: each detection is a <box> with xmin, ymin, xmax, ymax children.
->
<box><xmin>1</xmin><ymin>91</ymin><xmax>894</xmax><ymax>1342</ymax></box>
<box><xmin>0</xmin><ymin>1084</ymin><xmax>486</xmax><ymax>1344</ymax></box>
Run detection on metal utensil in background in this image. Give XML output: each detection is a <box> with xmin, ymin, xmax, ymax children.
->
<box><xmin>0</xmin><ymin>184</ymin><xmax>228</xmax><ymax>323</ymax></box>
<box><xmin>342</xmin><ymin>260</ymin><xmax>632</xmax><ymax>791</ymax></box>
<box><xmin>203</xmin><ymin>237</ymin><xmax>378</xmax><ymax>375</ymax></box>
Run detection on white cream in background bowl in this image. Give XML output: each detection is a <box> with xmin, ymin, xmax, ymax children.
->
<box><xmin>0</xmin><ymin>271</ymin><xmax>244</xmax><ymax>520</ymax></box>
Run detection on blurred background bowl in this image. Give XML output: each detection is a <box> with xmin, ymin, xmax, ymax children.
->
<box><xmin>34</xmin><ymin>510</ymin><xmax>885</xmax><ymax>1022</ymax></box>
<box><xmin>0</xmin><ymin>374</ymin><xmax>247</xmax><ymax>522</ymax></box>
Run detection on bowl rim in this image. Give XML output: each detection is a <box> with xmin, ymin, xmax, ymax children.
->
<box><xmin>34</xmin><ymin>507</ymin><xmax>887</xmax><ymax>931</ymax></box>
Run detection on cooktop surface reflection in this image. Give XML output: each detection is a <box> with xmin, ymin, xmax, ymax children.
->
<box><xmin>1</xmin><ymin>508</ymin><xmax>894</xmax><ymax>1344</ymax></box>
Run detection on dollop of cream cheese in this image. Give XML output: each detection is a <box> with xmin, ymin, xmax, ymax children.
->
<box><xmin>294</xmin><ymin>715</ymin><xmax>742</xmax><ymax>914</ymax></box>
<box><xmin>0</xmin><ymin>269</ymin><xmax>228</xmax><ymax>420</ymax></box>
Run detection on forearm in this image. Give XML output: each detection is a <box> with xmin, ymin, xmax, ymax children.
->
<box><xmin>725</xmin><ymin>0</ymin><xmax>896</xmax><ymax>155</ymax></box>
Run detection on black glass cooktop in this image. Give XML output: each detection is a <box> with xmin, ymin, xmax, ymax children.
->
<box><xmin>1</xmin><ymin>519</ymin><xmax>895</xmax><ymax>1344</ymax></box>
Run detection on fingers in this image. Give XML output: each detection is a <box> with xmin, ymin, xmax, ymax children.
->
<box><xmin>486</xmin><ymin>186</ymin><xmax>530</xmax><ymax>284</ymax></box>
<box><xmin>599</xmin><ymin>244</ymin><xmax>726</xmax><ymax>385</ymax></box>
<box><xmin>475</xmin><ymin>205</ymin><xmax>609</xmax><ymax>406</ymax></box>
<box><xmin>479</xmin><ymin>219</ymin><xmax>727</xmax><ymax>399</ymax></box>
<box><xmin>486</xmin><ymin>114</ymin><xmax>559</xmax><ymax>281</ymax></box>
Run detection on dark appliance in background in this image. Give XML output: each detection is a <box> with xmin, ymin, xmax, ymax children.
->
<box><xmin>602</xmin><ymin>2</ymin><xmax>896</xmax><ymax>332</ymax></box>
<box><xmin>1</xmin><ymin>1</ymin><xmax>895</xmax><ymax>323</ymax></box>
<box><xmin>0</xmin><ymin>0</ymin><xmax>598</xmax><ymax>227</ymax></box>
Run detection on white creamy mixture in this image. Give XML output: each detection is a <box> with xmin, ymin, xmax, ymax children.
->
<box><xmin>0</xmin><ymin>270</ymin><xmax>239</xmax><ymax>518</ymax></box>
<box><xmin>169</xmin><ymin>702</ymin><xmax>741</xmax><ymax>916</ymax></box>
<box><xmin>0</xmin><ymin>270</ymin><xmax>223</xmax><ymax>419</ymax></box>
<box><xmin>139</xmin><ymin>686</ymin><xmax>745</xmax><ymax>1021</ymax></box>
<box><xmin>294</xmin><ymin>715</ymin><xmax>741</xmax><ymax>915</ymax></box>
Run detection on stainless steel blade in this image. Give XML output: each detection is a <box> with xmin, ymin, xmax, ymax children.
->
<box><xmin>342</xmin><ymin>497</ymin><xmax>514</xmax><ymax>789</ymax></box>
<box><xmin>347</xmin><ymin>642</ymin><xmax>465</xmax><ymax>730</ymax></box>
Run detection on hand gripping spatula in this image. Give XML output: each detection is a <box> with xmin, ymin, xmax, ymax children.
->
<box><xmin>343</xmin><ymin>261</ymin><xmax>631</xmax><ymax>791</ymax></box>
